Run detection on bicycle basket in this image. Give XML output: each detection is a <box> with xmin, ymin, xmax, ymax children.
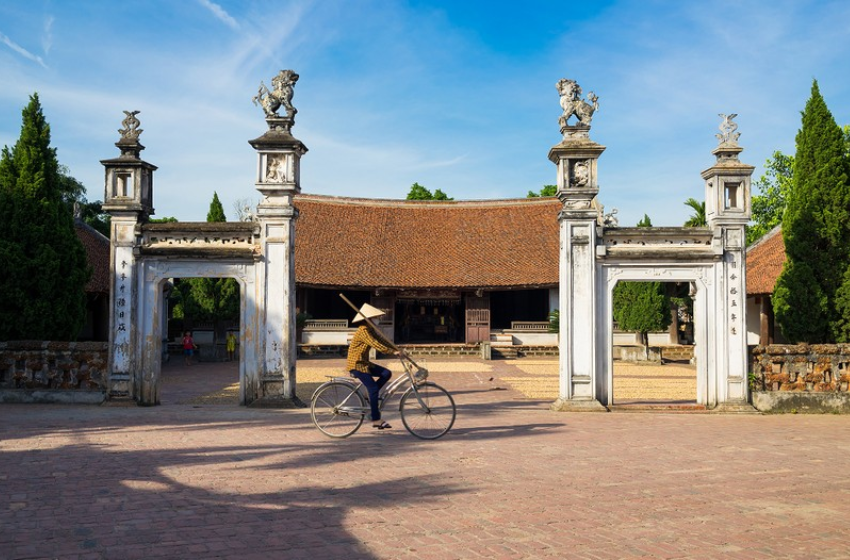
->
<box><xmin>414</xmin><ymin>367</ymin><xmax>429</xmax><ymax>381</ymax></box>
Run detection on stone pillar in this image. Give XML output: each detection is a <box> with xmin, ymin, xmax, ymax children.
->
<box><xmin>248</xmin><ymin>97</ymin><xmax>306</xmax><ymax>405</ymax></box>
<box><xmin>100</xmin><ymin>112</ymin><xmax>157</xmax><ymax>402</ymax></box>
<box><xmin>549</xmin><ymin>86</ymin><xmax>607</xmax><ymax>411</ymax></box>
<box><xmin>701</xmin><ymin>115</ymin><xmax>753</xmax><ymax>407</ymax></box>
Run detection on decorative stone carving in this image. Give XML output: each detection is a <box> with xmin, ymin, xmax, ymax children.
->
<box><xmin>118</xmin><ymin>110</ymin><xmax>143</xmax><ymax>140</ymax></box>
<box><xmin>716</xmin><ymin>113</ymin><xmax>740</xmax><ymax>145</ymax></box>
<box><xmin>266</xmin><ymin>155</ymin><xmax>286</xmax><ymax>183</ymax></box>
<box><xmin>562</xmin><ymin>198</ymin><xmax>593</xmax><ymax>210</ymax></box>
<box><xmin>253</xmin><ymin>69</ymin><xmax>299</xmax><ymax>119</ymax></box>
<box><xmin>557</xmin><ymin>78</ymin><xmax>599</xmax><ymax>138</ymax></box>
<box><xmin>601</xmin><ymin>208</ymin><xmax>619</xmax><ymax>227</ymax></box>
<box><xmin>571</xmin><ymin>160</ymin><xmax>590</xmax><ymax>187</ymax></box>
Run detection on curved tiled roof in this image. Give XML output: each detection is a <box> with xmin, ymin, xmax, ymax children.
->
<box><xmin>746</xmin><ymin>226</ymin><xmax>785</xmax><ymax>295</ymax></box>
<box><xmin>74</xmin><ymin>220</ymin><xmax>110</xmax><ymax>294</ymax></box>
<box><xmin>293</xmin><ymin>194</ymin><xmax>561</xmax><ymax>289</ymax></box>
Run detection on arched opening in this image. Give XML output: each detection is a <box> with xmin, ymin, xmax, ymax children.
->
<box><xmin>597</xmin><ymin>266</ymin><xmax>711</xmax><ymax>409</ymax></box>
<box><xmin>608</xmin><ymin>279</ymin><xmax>698</xmax><ymax>409</ymax></box>
<box><xmin>158</xmin><ymin>276</ymin><xmax>242</xmax><ymax>405</ymax></box>
<box><xmin>134</xmin><ymin>262</ymin><xmax>259</xmax><ymax>406</ymax></box>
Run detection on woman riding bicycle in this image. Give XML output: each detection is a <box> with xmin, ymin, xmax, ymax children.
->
<box><xmin>347</xmin><ymin>303</ymin><xmax>406</xmax><ymax>430</ymax></box>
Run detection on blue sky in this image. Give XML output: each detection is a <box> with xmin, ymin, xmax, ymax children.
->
<box><xmin>1</xmin><ymin>0</ymin><xmax>849</xmax><ymax>226</ymax></box>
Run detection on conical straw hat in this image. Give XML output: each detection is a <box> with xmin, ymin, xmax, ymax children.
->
<box><xmin>353</xmin><ymin>303</ymin><xmax>385</xmax><ymax>323</ymax></box>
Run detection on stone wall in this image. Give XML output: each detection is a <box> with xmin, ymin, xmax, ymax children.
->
<box><xmin>751</xmin><ymin>344</ymin><xmax>850</xmax><ymax>413</ymax></box>
<box><xmin>0</xmin><ymin>341</ymin><xmax>108</xmax><ymax>402</ymax></box>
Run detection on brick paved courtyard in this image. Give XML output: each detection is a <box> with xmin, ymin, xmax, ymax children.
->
<box><xmin>2</xmin><ymin>357</ymin><xmax>849</xmax><ymax>559</ymax></box>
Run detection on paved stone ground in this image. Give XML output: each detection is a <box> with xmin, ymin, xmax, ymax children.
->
<box><xmin>1</xmin><ymin>357</ymin><xmax>849</xmax><ymax>559</ymax></box>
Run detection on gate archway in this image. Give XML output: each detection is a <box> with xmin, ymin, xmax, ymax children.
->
<box><xmin>102</xmin><ymin>75</ymin><xmax>304</xmax><ymax>406</ymax></box>
<box><xmin>551</xmin><ymin>84</ymin><xmax>753</xmax><ymax>411</ymax></box>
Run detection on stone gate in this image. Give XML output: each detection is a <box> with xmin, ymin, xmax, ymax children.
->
<box><xmin>102</xmin><ymin>73</ymin><xmax>304</xmax><ymax>406</ymax></box>
<box><xmin>102</xmin><ymin>72</ymin><xmax>753</xmax><ymax>411</ymax></box>
<box><xmin>551</xmin><ymin>82</ymin><xmax>753</xmax><ymax>410</ymax></box>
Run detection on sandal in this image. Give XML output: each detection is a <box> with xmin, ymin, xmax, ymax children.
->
<box><xmin>372</xmin><ymin>421</ymin><xmax>392</xmax><ymax>430</ymax></box>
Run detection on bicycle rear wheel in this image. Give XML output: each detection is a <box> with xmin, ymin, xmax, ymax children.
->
<box><xmin>399</xmin><ymin>382</ymin><xmax>456</xmax><ymax>439</ymax></box>
<box><xmin>311</xmin><ymin>382</ymin><xmax>365</xmax><ymax>438</ymax></box>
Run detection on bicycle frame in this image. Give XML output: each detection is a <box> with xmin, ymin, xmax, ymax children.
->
<box><xmin>316</xmin><ymin>356</ymin><xmax>430</xmax><ymax>416</ymax></box>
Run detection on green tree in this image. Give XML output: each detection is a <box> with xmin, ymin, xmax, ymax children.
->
<box><xmin>682</xmin><ymin>198</ymin><xmax>706</xmax><ymax>227</ymax></box>
<box><xmin>747</xmin><ymin>151</ymin><xmax>794</xmax><ymax>245</ymax></box>
<box><xmin>611</xmin><ymin>215</ymin><xmax>671</xmax><ymax>359</ymax></box>
<box><xmin>406</xmin><ymin>182</ymin><xmax>453</xmax><ymax>201</ymax></box>
<box><xmin>172</xmin><ymin>193</ymin><xmax>239</xmax><ymax>356</ymax></box>
<box><xmin>432</xmin><ymin>188</ymin><xmax>452</xmax><ymax>201</ymax></box>
<box><xmin>774</xmin><ymin>80</ymin><xmax>850</xmax><ymax>343</ymax></box>
<box><xmin>0</xmin><ymin>94</ymin><xmax>90</xmax><ymax>340</ymax></box>
<box><xmin>527</xmin><ymin>185</ymin><xmax>557</xmax><ymax>198</ymax></box>
<box><xmin>206</xmin><ymin>191</ymin><xmax>226</xmax><ymax>222</ymax></box>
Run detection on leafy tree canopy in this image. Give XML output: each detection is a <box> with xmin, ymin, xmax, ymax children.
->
<box><xmin>406</xmin><ymin>182</ymin><xmax>453</xmax><ymax>201</ymax></box>
<box><xmin>747</xmin><ymin>151</ymin><xmax>794</xmax><ymax>246</ymax></box>
<box><xmin>527</xmin><ymin>185</ymin><xmax>557</xmax><ymax>198</ymax></box>
<box><xmin>683</xmin><ymin>198</ymin><xmax>706</xmax><ymax>227</ymax></box>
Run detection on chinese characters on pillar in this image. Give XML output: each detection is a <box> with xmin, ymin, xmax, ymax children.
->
<box><xmin>112</xmin><ymin>253</ymin><xmax>132</xmax><ymax>369</ymax></box>
<box><xmin>728</xmin><ymin>257</ymin><xmax>739</xmax><ymax>336</ymax></box>
<box><xmin>117</xmin><ymin>260</ymin><xmax>128</xmax><ymax>332</ymax></box>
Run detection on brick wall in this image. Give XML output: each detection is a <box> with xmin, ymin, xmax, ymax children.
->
<box><xmin>751</xmin><ymin>344</ymin><xmax>850</xmax><ymax>392</ymax></box>
<box><xmin>0</xmin><ymin>341</ymin><xmax>109</xmax><ymax>392</ymax></box>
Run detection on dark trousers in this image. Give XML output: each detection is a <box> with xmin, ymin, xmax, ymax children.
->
<box><xmin>351</xmin><ymin>365</ymin><xmax>392</xmax><ymax>421</ymax></box>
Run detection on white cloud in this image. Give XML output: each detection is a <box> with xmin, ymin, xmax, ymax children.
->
<box><xmin>42</xmin><ymin>15</ymin><xmax>54</xmax><ymax>55</ymax></box>
<box><xmin>197</xmin><ymin>0</ymin><xmax>240</xmax><ymax>31</ymax></box>
<box><xmin>0</xmin><ymin>31</ymin><xmax>47</xmax><ymax>68</ymax></box>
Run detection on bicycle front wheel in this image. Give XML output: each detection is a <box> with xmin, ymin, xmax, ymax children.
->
<box><xmin>311</xmin><ymin>382</ymin><xmax>365</xmax><ymax>438</ymax></box>
<box><xmin>399</xmin><ymin>382</ymin><xmax>456</xmax><ymax>439</ymax></box>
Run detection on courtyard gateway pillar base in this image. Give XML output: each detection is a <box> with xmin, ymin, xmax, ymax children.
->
<box><xmin>550</xmin><ymin>397</ymin><xmax>608</xmax><ymax>412</ymax></box>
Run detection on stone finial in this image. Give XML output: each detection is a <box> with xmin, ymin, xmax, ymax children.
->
<box><xmin>716</xmin><ymin>113</ymin><xmax>740</xmax><ymax>146</ymax></box>
<box><xmin>118</xmin><ymin>110</ymin><xmax>143</xmax><ymax>141</ymax></box>
<box><xmin>115</xmin><ymin>110</ymin><xmax>145</xmax><ymax>158</ymax></box>
<box><xmin>253</xmin><ymin>70</ymin><xmax>299</xmax><ymax>133</ymax></box>
<box><xmin>557</xmin><ymin>78</ymin><xmax>599</xmax><ymax>139</ymax></box>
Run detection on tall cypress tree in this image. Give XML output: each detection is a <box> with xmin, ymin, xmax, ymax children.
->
<box><xmin>0</xmin><ymin>94</ymin><xmax>89</xmax><ymax>340</ymax></box>
<box><xmin>206</xmin><ymin>191</ymin><xmax>226</xmax><ymax>222</ymax></box>
<box><xmin>774</xmin><ymin>80</ymin><xmax>850</xmax><ymax>343</ymax></box>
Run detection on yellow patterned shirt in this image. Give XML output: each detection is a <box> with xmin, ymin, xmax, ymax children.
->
<box><xmin>347</xmin><ymin>325</ymin><xmax>396</xmax><ymax>373</ymax></box>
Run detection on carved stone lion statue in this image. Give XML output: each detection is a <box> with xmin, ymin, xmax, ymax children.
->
<box><xmin>253</xmin><ymin>69</ymin><xmax>299</xmax><ymax>119</ymax></box>
<box><xmin>557</xmin><ymin>79</ymin><xmax>599</xmax><ymax>127</ymax></box>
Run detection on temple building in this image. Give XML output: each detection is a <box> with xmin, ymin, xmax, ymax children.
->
<box><xmin>293</xmin><ymin>194</ymin><xmax>561</xmax><ymax>346</ymax></box>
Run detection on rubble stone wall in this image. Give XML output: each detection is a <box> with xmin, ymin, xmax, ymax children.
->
<box><xmin>751</xmin><ymin>344</ymin><xmax>850</xmax><ymax>392</ymax></box>
<box><xmin>0</xmin><ymin>341</ymin><xmax>109</xmax><ymax>393</ymax></box>
<box><xmin>751</xmin><ymin>344</ymin><xmax>850</xmax><ymax>413</ymax></box>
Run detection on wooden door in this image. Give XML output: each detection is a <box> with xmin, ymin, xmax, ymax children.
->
<box><xmin>465</xmin><ymin>296</ymin><xmax>490</xmax><ymax>343</ymax></box>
